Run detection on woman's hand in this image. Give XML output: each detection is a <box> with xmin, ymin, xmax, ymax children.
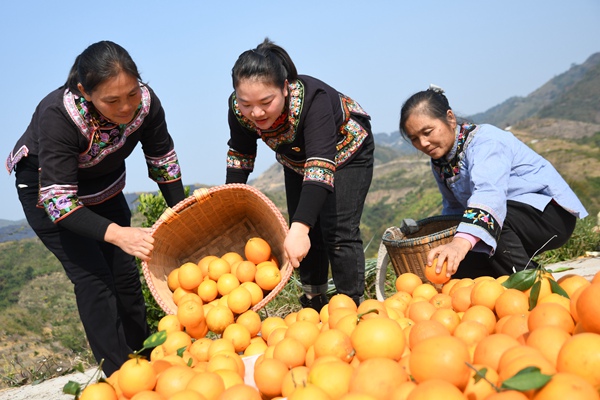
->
<box><xmin>284</xmin><ymin>222</ymin><xmax>311</xmax><ymax>268</ymax></box>
<box><xmin>426</xmin><ymin>237</ymin><xmax>472</xmax><ymax>276</ymax></box>
<box><xmin>104</xmin><ymin>223</ymin><xmax>155</xmax><ymax>261</ymax></box>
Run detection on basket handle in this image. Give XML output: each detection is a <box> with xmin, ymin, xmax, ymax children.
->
<box><xmin>400</xmin><ymin>219</ymin><xmax>419</xmax><ymax>235</ymax></box>
<box><xmin>193</xmin><ymin>188</ymin><xmax>211</xmax><ymax>202</ymax></box>
<box><xmin>375</xmin><ymin>228</ymin><xmax>395</xmax><ymax>301</ymax></box>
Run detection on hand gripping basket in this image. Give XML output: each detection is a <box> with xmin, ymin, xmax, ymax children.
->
<box><xmin>142</xmin><ymin>184</ymin><xmax>292</xmax><ymax>315</ymax></box>
<box><xmin>375</xmin><ymin>215</ymin><xmax>461</xmax><ymax>300</ymax></box>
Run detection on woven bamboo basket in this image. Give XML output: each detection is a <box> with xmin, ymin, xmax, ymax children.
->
<box><xmin>142</xmin><ymin>184</ymin><xmax>292</xmax><ymax>315</ymax></box>
<box><xmin>382</xmin><ymin>215</ymin><xmax>462</xmax><ymax>283</ymax></box>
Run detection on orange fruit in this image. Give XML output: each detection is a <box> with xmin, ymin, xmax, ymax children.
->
<box><xmin>472</xmin><ymin>333</ymin><xmax>520</xmax><ymax>372</ymax></box>
<box><xmin>243</xmin><ymin>339</ymin><xmax>268</xmax><ymax>357</ymax></box>
<box><xmin>525</xmin><ymin>325</ymin><xmax>571</xmax><ymax>366</ymax></box>
<box><xmin>197</xmin><ymin>279</ymin><xmax>219</xmax><ymax>303</ymax></box>
<box><xmin>429</xmin><ymin>293</ymin><xmax>453</xmax><ymax>309</ymax></box>
<box><xmin>329</xmin><ymin>307</ymin><xmax>358</xmax><ymax>329</ymax></box>
<box><xmin>178</xmin><ymin>262</ymin><xmax>204</xmax><ymax>290</ymax></box>
<box><xmin>198</xmin><ymin>255</ymin><xmax>219</xmax><ymax>277</ymax></box>
<box><xmin>297</xmin><ymin>306</ymin><xmax>321</xmax><ymax>324</ymax></box>
<box><xmin>348</xmin><ymin>357</ymin><xmax>409</xmax><ymax>400</ymax></box>
<box><xmin>449</xmin><ymin>278</ymin><xmax>474</xmax><ymax>295</ymax></box>
<box><xmin>410</xmin><ymin>335</ymin><xmax>471</xmax><ymax>390</ymax></box>
<box><xmin>453</xmin><ymin>320</ymin><xmax>489</xmax><ymax>348</ymax></box>
<box><xmin>351</xmin><ymin>317</ymin><xmax>405</xmax><ymax>361</ymax></box>
<box><xmin>206</xmin><ymin>305</ymin><xmax>235</xmax><ymax>335</ymax></box>
<box><xmin>485</xmin><ymin>391</ymin><xmax>529</xmax><ymax>400</ymax></box>
<box><xmin>412</xmin><ymin>283</ymin><xmax>439</xmax><ymax>300</ymax></box>
<box><xmin>450</xmin><ymin>285</ymin><xmax>474</xmax><ymax>312</ymax></box>
<box><xmin>186</xmin><ymin>320</ymin><xmax>209</xmax><ymax>339</ymax></box>
<box><xmin>528</xmin><ymin>302</ymin><xmax>575</xmax><ymax>333</ymax></box>
<box><xmin>328</xmin><ymin>293</ymin><xmax>358</xmax><ymax>313</ymax></box>
<box><xmin>235</xmin><ymin>260</ymin><xmax>257</xmax><ymax>283</ymax></box>
<box><xmin>167</xmin><ymin>268</ymin><xmax>180</xmax><ymax>292</ymax></box>
<box><xmin>575</xmin><ymin>283</ymin><xmax>600</xmax><ymax>334</ymax></box>
<box><xmin>531</xmin><ymin>371</ymin><xmax>598</xmax><ymax>400</ymax></box>
<box><xmin>79</xmin><ymin>382</ymin><xmax>118</xmax><ymax>400</ymax></box>
<box><xmin>398</xmin><ymin>378</ymin><xmax>467</xmax><ymax>400</ymax></box>
<box><xmin>462</xmin><ymin>364</ymin><xmax>499</xmax><ymax>400</ymax></box>
<box><xmin>461</xmin><ymin>304</ymin><xmax>497</xmax><ymax>334</ymax></box>
<box><xmin>207</xmin><ymin>258</ymin><xmax>231</xmax><ymax>281</ymax></box>
<box><xmin>253</xmin><ymin>357</ymin><xmax>288</xmax><ymax>398</ymax></box>
<box><xmin>129</xmin><ymin>390</ymin><xmax>164</xmax><ymax>400</ymax></box>
<box><xmin>313</xmin><ymin>328</ymin><xmax>355</xmax><ymax>363</ymax></box>
<box><xmin>498</xmin><ymin>353</ymin><xmax>556</xmax><ymax>384</ymax></box>
<box><xmin>395</xmin><ymin>272</ymin><xmax>423</xmax><ymax>295</ymax></box>
<box><xmin>266</xmin><ymin>326</ymin><xmax>288</xmax><ymax>347</ymax></box>
<box><xmin>216</xmin><ymin>273</ymin><xmax>240</xmax><ymax>296</ymax></box>
<box><xmin>287</xmin><ymin>383</ymin><xmax>331</xmax><ymax>400</ymax></box>
<box><xmin>219</xmin><ymin>383</ymin><xmax>262</xmax><ymax>400</ymax></box>
<box><xmin>240</xmin><ymin>281</ymin><xmax>264</xmax><ymax>306</ymax></box>
<box><xmin>494</xmin><ymin>288</ymin><xmax>529</xmax><ymax>319</ymax></box>
<box><xmin>157</xmin><ymin>314</ymin><xmax>183</xmax><ymax>333</ymax></box>
<box><xmin>408</xmin><ymin>319</ymin><xmax>450</xmax><ymax>350</ymax></box>
<box><xmin>499</xmin><ymin>313</ymin><xmax>530</xmax><ymax>344</ymax></box>
<box><xmin>222</xmin><ymin>323</ymin><xmax>252</xmax><ymax>353</ymax></box>
<box><xmin>557</xmin><ymin>274</ymin><xmax>591</xmax><ymax>297</ymax></box>
<box><xmin>273</xmin><ymin>336</ymin><xmax>306</xmax><ymax>368</ymax></box>
<box><xmin>254</xmin><ymin>263</ymin><xmax>282</xmax><ymax>291</ymax></box>
<box><xmin>226</xmin><ymin>286</ymin><xmax>252</xmax><ymax>314</ymax></box>
<box><xmin>213</xmin><ymin>369</ymin><xmax>244</xmax><ymax>390</ymax></box>
<box><xmin>173</xmin><ymin>287</ymin><xmax>196</xmax><ymax>306</ymax></box>
<box><xmin>207</xmin><ymin>338</ymin><xmax>236</xmax><ymax>360</ymax></box>
<box><xmin>524</xmin><ymin>274</ymin><xmax>555</xmax><ymax>301</ymax></box>
<box><xmin>260</xmin><ymin>316</ymin><xmax>287</xmax><ymax>342</ymax></box>
<box><xmin>285</xmin><ymin>320</ymin><xmax>321</xmax><ymax>350</ymax></box>
<box><xmin>117</xmin><ymin>358</ymin><xmax>158</xmax><ymax>399</ymax></box>
<box><xmin>221</xmin><ymin>251</ymin><xmax>243</xmax><ymax>266</ymax></box>
<box><xmin>424</xmin><ymin>258</ymin><xmax>450</xmax><ymax>284</ymax></box>
<box><xmin>235</xmin><ymin>309</ymin><xmax>262</xmax><ymax>337</ymax></box>
<box><xmin>207</xmin><ymin>352</ymin><xmax>243</xmax><ymax>377</ymax></box>
<box><xmin>306</xmin><ymin>360</ymin><xmax>354</xmax><ymax>398</ymax></box>
<box><xmin>177</xmin><ymin>298</ymin><xmax>205</xmax><ymax>329</ymax></box>
<box><xmin>163</xmin><ymin>330</ymin><xmax>193</xmax><ymax>355</ymax></box>
<box><xmin>407</xmin><ymin>300</ymin><xmax>436</xmax><ymax>322</ymax></box>
<box><xmin>470</xmin><ymin>279</ymin><xmax>505</xmax><ymax>311</ymax></box>
<box><xmin>281</xmin><ymin>366</ymin><xmax>310</xmax><ymax>398</ymax></box>
<box><xmin>537</xmin><ymin>292</ymin><xmax>571</xmax><ymax>311</ymax></box>
<box><xmin>556</xmin><ymin>332</ymin><xmax>600</xmax><ymax>391</ymax></box>
<box><xmin>188</xmin><ymin>337</ymin><xmax>213</xmax><ymax>363</ymax></box>
<box><xmin>244</xmin><ymin>237</ymin><xmax>271</xmax><ymax>264</ymax></box>
<box><xmin>389</xmin><ymin>380</ymin><xmax>417</xmax><ymax>399</ymax></box>
<box><xmin>186</xmin><ymin>371</ymin><xmax>226</xmax><ymax>400</ymax></box>
<box><xmin>430</xmin><ymin>308</ymin><xmax>461</xmax><ymax>334</ymax></box>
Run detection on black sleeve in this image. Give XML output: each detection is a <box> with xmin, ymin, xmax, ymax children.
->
<box><xmin>291</xmin><ymin>184</ymin><xmax>329</xmax><ymax>228</ymax></box>
<box><xmin>226</xmin><ymin>168</ymin><xmax>250</xmax><ymax>184</ymax></box>
<box><xmin>57</xmin><ymin>207</ymin><xmax>113</xmax><ymax>242</ymax></box>
<box><xmin>159</xmin><ymin>180</ymin><xmax>186</xmax><ymax>208</ymax></box>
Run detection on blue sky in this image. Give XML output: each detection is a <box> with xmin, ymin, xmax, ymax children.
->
<box><xmin>1</xmin><ymin>0</ymin><xmax>599</xmax><ymax>221</ymax></box>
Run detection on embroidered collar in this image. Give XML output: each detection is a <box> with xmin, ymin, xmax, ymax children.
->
<box><xmin>431</xmin><ymin>123</ymin><xmax>476</xmax><ymax>183</ymax></box>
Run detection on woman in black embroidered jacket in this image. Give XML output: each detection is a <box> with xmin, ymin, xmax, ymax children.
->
<box><xmin>226</xmin><ymin>38</ymin><xmax>375</xmax><ymax>310</ymax></box>
<box><xmin>5</xmin><ymin>41</ymin><xmax>185</xmax><ymax>376</ymax></box>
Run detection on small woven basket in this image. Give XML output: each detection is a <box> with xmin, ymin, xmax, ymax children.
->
<box><xmin>142</xmin><ymin>184</ymin><xmax>292</xmax><ymax>315</ymax></box>
<box><xmin>382</xmin><ymin>215</ymin><xmax>462</xmax><ymax>283</ymax></box>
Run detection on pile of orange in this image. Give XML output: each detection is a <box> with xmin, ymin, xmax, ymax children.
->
<box><xmin>164</xmin><ymin>237</ymin><xmax>282</xmax><ymax>339</ymax></box>
<box><xmin>79</xmin><ymin>268</ymin><xmax>600</xmax><ymax>400</ymax></box>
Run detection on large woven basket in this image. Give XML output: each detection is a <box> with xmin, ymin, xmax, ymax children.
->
<box><xmin>382</xmin><ymin>215</ymin><xmax>462</xmax><ymax>283</ymax></box>
<box><xmin>142</xmin><ymin>184</ymin><xmax>292</xmax><ymax>315</ymax></box>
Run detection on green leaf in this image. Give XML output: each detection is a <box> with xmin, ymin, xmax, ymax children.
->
<box><xmin>502</xmin><ymin>269</ymin><xmax>537</xmax><ymax>291</ymax></box>
<box><xmin>176</xmin><ymin>346</ymin><xmax>187</xmax><ymax>357</ymax></box>
<box><xmin>500</xmin><ymin>366</ymin><xmax>553</xmax><ymax>391</ymax></box>
<box><xmin>529</xmin><ymin>280</ymin><xmax>542</xmax><ymax>310</ymax></box>
<box><xmin>549</xmin><ymin>279</ymin><xmax>570</xmax><ymax>299</ymax></box>
<box><xmin>62</xmin><ymin>380</ymin><xmax>81</xmax><ymax>396</ymax></box>
<box><xmin>143</xmin><ymin>330</ymin><xmax>167</xmax><ymax>350</ymax></box>
<box><xmin>546</xmin><ymin>266</ymin><xmax>573</xmax><ymax>273</ymax></box>
<box><xmin>473</xmin><ymin>367</ymin><xmax>488</xmax><ymax>384</ymax></box>
<box><xmin>74</xmin><ymin>362</ymin><xmax>85</xmax><ymax>373</ymax></box>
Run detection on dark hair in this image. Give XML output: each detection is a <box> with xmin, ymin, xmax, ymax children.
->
<box><xmin>64</xmin><ymin>40</ymin><xmax>141</xmax><ymax>95</ymax></box>
<box><xmin>399</xmin><ymin>87</ymin><xmax>453</xmax><ymax>139</ymax></box>
<box><xmin>231</xmin><ymin>37</ymin><xmax>298</xmax><ymax>90</ymax></box>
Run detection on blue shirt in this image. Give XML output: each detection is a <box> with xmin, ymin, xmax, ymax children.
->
<box><xmin>433</xmin><ymin>124</ymin><xmax>588</xmax><ymax>254</ymax></box>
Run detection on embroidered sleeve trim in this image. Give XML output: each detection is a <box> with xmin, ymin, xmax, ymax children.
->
<box><xmin>6</xmin><ymin>145</ymin><xmax>29</xmax><ymax>174</ymax></box>
<box><xmin>39</xmin><ymin>183</ymin><xmax>83</xmax><ymax>222</ymax></box>
<box><xmin>145</xmin><ymin>149</ymin><xmax>182</xmax><ymax>183</ymax></box>
<box><xmin>227</xmin><ymin>149</ymin><xmax>256</xmax><ymax>171</ymax></box>
<box><xmin>304</xmin><ymin>157</ymin><xmax>335</xmax><ymax>188</ymax></box>
<box><xmin>461</xmin><ymin>207</ymin><xmax>501</xmax><ymax>242</ymax></box>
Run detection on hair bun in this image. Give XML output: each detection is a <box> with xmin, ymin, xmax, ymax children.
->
<box><xmin>428</xmin><ymin>84</ymin><xmax>445</xmax><ymax>94</ymax></box>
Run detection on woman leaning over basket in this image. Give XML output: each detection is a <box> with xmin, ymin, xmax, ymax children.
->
<box><xmin>5</xmin><ymin>41</ymin><xmax>185</xmax><ymax>376</ymax></box>
<box><xmin>225</xmin><ymin>38</ymin><xmax>375</xmax><ymax>311</ymax></box>
<box><xmin>398</xmin><ymin>85</ymin><xmax>587</xmax><ymax>279</ymax></box>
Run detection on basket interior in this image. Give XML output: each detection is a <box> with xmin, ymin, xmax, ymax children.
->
<box><xmin>144</xmin><ymin>185</ymin><xmax>289</xmax><ymax>315</ymax></box>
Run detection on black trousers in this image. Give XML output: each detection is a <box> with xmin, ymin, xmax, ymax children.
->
<box><xmin>455</xmin><ymin>200</ymin><xmax>577</xmax><ymax>278</ymax></box>
<box><xmin>15</xmin><ymin>160</ymin><xmax>149</xmax><ymax>376</ymax></box>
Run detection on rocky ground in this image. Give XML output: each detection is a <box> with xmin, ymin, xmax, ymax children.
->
<box><xmin>1</xmin><ymin>256</ymin><xmax>598</xmax><ymax>400</ymax></box>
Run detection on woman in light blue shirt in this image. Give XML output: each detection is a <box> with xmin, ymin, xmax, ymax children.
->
<box><xmin>399</xmin><ymin>85</ymin><xmax>588</xmax><ymax>278</ymax></box>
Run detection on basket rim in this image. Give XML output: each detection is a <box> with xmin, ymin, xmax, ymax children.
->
<box><xmin>141</xmin><ymin>183</ymin><xmax>292</xmax><ymax>315</ymax></box>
